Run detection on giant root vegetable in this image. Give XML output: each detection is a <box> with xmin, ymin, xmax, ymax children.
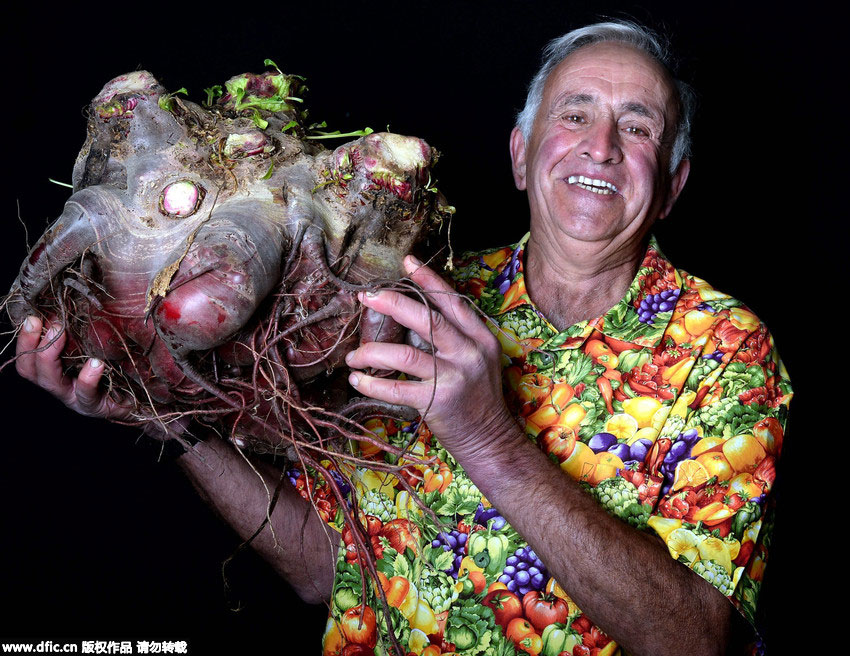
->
<box><xmin>5</xmin><ymin>65</ymin><xmax>455</xmax><ymax>651</ymax></box>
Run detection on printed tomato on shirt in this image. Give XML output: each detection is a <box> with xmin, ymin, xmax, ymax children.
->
<box><xmin>293</xmin><ymin>234</ymin><xmax>791</xmax><ymax>656</ymax></box>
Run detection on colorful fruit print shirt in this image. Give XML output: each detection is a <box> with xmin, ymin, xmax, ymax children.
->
<box><xmin>294</xmin><ymin>234</ymin><xmax>792</xmax><ymax>656</ymax></box>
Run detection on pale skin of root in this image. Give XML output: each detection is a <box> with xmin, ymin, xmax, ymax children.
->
<box><xmin>344</xmin><ymin>256</ymin><xmax>739</xmax><ymax>656</ymax></box>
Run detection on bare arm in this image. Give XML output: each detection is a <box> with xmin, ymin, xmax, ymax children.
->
<box><xmin>345</xmin><ymin>256</ymin><xmax>734</xmax><ymax>656</ymax></box>
<box><xmin>175</xmin><ymin>437</ymin><xmax>337</xmax><ymax>604</ymax></box>
<box><xmin>451</xmin><ymin>416</ymin><xmax>733</xmax><ymax>656</ymax></box>
<box><xmin>15</xmin><ymin>315</ymin><xmax>337</xmax><ymax>605</ymax></box>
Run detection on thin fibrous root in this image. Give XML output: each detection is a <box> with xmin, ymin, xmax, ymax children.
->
<box><xmin>338</xmin><ymin>397</ymin><xmax>420</xmax><ymax>423</ymax></box>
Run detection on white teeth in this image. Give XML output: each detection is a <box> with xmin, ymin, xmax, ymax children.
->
<box><xmin>567</xmin><ymin>175</ymin><xmax>618</xmax><ymax>194</ymax></box>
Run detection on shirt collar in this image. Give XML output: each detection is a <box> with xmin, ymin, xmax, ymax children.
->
<box><xmin>482</xmin><ymin>233</ymin><xmax>683</xmax><ymax>351</ymax></box>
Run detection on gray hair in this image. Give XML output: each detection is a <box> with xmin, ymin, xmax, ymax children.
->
<box><xmin>515</xmin><ymin>20</ymin><xmax>697</xmax><ymax>173</ymax></box>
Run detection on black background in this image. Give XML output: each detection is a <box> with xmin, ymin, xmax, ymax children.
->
<box><xmin>0</xmin><ymin>2</ymin><xmax>831</xmax><ymax>653</ymax></box>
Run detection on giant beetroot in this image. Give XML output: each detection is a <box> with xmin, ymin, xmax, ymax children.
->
<box><xmin>6</xmin><ymin>66</ymin><xmax>453</xmax><ymax>457</ymax></box>
<box><xmin>5</xmin><ymin>65</ymin><xmax>458</xmax><ymax>656</ymax></box>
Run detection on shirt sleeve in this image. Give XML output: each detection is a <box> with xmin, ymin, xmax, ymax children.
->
<box><xmin>647</xmin><ymin>318</ymin><xmax>792</xmax><ymax>631</ymax></box>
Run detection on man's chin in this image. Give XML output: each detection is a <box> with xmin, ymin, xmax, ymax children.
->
<box><xmin>532</xmin><ymin>213</ymin><xmax>653</xmax><ymax>255</ymax></box>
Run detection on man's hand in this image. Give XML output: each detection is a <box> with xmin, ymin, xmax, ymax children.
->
<box><xmin>344</xmin><ymin>255</ymin><xmax>522</xmax><ymax>463</ymax></box>
<box><xmin>14</xmin><ymin>313</ymin><xmax>337</xmax><ymax>602</ymax></box>
<box><xmin>15</xmin><ymin>315</ymin><xmax>134</xmax><ymax>421</ymax></box>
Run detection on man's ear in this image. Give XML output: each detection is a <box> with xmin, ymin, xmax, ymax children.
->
<box><xmin>510</xmin><ymin>127</ymin><xmax>528</xmax><ymax>190</ymax></box>
<box><xmin>658</xmin><ymin>158</ymin><xmax>691</xmax><ymax>220</ymax></box>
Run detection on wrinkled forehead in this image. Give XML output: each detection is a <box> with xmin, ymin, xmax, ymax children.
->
<box><xmin>541</xmin><ymin>41</ymin><xmax>679</xmax><ymax>128</ymax></box>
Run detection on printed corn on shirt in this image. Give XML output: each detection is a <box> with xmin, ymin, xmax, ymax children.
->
<box><xmin>291</xmin><ymin>234</ymin><xmax>792</xmax><ymax>656</ymax></box>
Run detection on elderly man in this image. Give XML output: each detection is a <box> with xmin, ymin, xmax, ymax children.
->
<box><xmin>16</xmin><ymin>20</ymin><xmax>789</xmax><ymax>656</ymax></box>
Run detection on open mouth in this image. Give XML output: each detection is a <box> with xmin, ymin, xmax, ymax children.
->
<box><xmin>567</xmin><ymin>175</ymin><xmax>618</xmax><ymax>195</ymax></box>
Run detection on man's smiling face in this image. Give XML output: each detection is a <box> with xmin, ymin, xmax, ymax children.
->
<box><xmin>511</xmin><ymin>41</ymin><xmax>689</xmax><ymax>250</ymax></box>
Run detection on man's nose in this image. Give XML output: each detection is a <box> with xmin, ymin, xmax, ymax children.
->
<box><xmin>580</xmin><ymin>119</ymin><xmax>623</xmax><ymax>164</ymax></box>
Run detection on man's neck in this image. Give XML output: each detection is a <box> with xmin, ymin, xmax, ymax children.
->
<box><xmin>524</xmin><ymin>232</ymin><xmax>647</xmax><ymax>331</ymax></box>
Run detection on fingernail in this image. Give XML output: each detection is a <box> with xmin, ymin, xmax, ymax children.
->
<box><xmin>89</xmin><ymin>358</ymin><xmax>102</xmax><ymax>369</ymax></box>
<box><xmin>358</xmin><ymin>290</ymin><xmax>379</xmax><ymax>303</ymax></box>
<box><xmin>345</xmin><ymin>351</ymin><xmax>355</xmax><ymax>365</ymax></box>
<box><xmin>348</xmin><ymin>372</ymin><xmax>360</xmax><ymax>387</ymax></box>
<box><xmin>23</xmin><ymin>316</ymin><xmax>37</xmax><ymax>332</ymax></box>
<box><xmin>405</xmin><ymin>254</ymin><xmax>422</xmax><ymax>268</ymax></box>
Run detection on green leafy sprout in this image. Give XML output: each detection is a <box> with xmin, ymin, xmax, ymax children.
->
<box><xmin>158</xmin><ymin>87</ymin><xmax>188</xmax><ymax>112</ymax></box>
<box><xmin>305</xmin><ymin>126</ymin><xmax>374</xmax><ymax>140</ymax></box>
<box><xmin>193</xmin><ymin>61</ymin><xmax>376</xmax><ymax>141</ymax></box>
<box><xmin>203</xmin><ymin>84</ymin><xmax>223</xmax><ymax>106</ymax></box>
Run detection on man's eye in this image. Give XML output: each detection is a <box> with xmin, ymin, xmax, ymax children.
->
<box><xmin>624</xmin><ymin>125</ymin><xmax>649</xmax><ymax>137</ymax></box>
<box><xmin>563</xmin><ymin>114</ymin><xmax>586</xmax><ymax>124</ymax></box>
